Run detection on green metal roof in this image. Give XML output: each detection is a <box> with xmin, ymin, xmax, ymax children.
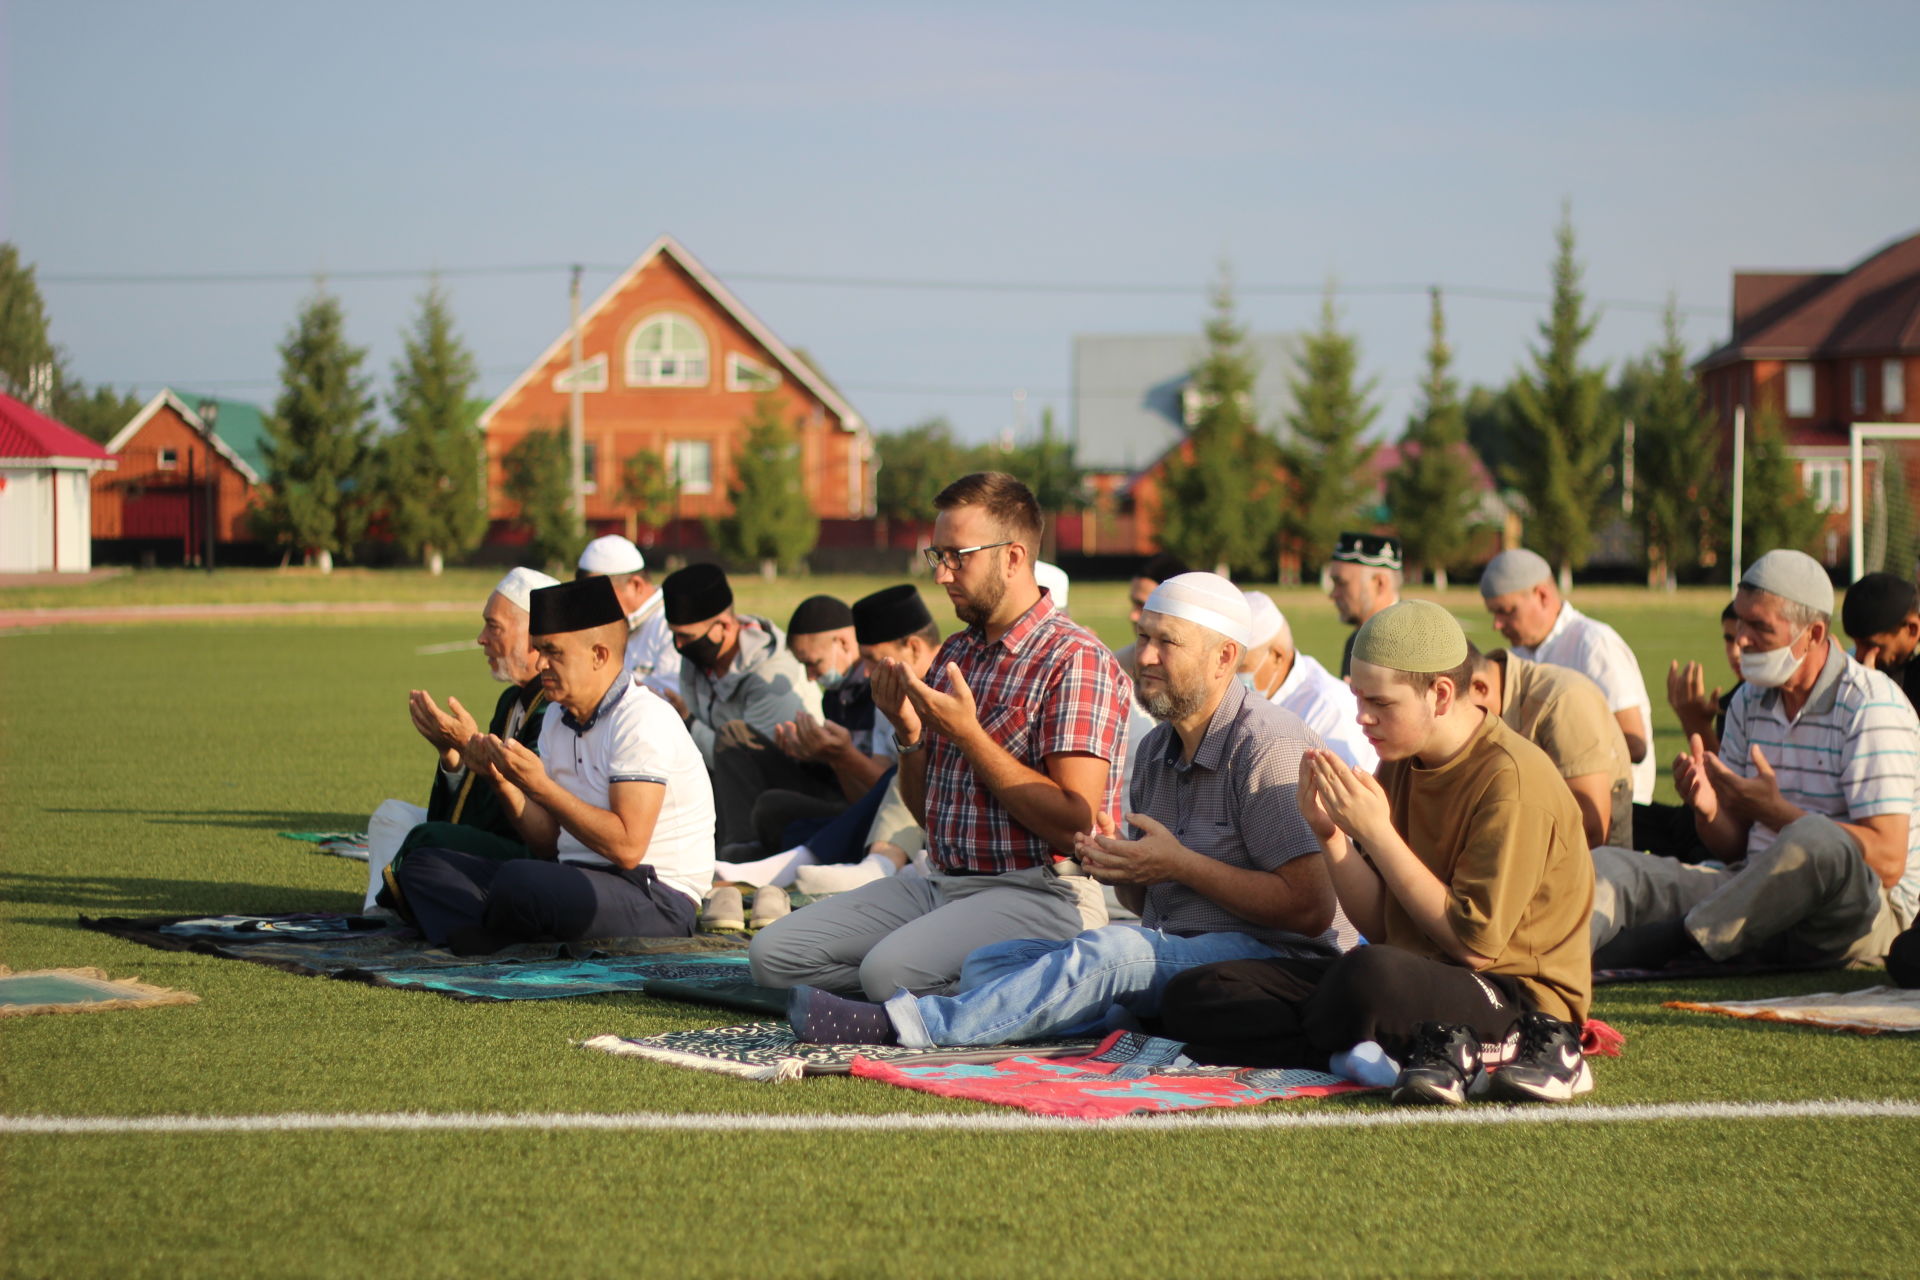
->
<box><xmin>171</xmin><ymin>389</ymin><xmax>271</xmax><ymax>479</ymax></box>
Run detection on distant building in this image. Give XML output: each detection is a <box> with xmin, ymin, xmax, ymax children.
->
<box><xmin>91</xmin><ymin>390</ymin><xmax>268</xmax><ymax>565</ymax></box>
<box><xmin>0</xmin><ymin>392</ymin><xmax>116</xmax><ymax>572</ymax></box>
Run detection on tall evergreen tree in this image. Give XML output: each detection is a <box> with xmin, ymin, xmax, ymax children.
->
<box><xmin>617</xmin><ymin>447</ymin><xmax>681</xmax><ymax>545</ymax></box>
<box><xmin>1740</xmin><ymin>406</ymin><xmax>1825</xmax><ymax>561</ymax></box>
<box><xmin>1157</xmin><ymin>273</ymin><xmax>1279</xmax><ymax>576</ymax></box>
<box><xmin>379</xmin><ymin>282</ymin><xmax>485</xmax><ymax>574</ymax></box>
<box><xmin>1386</xmin><ymin>288</ymin><xmax>1477</xmax><ymax>586</ymax></box>
<box><xmin>1624</xmin><ymin>299</ymin><xmax>1722</xmax><ymax>589</ymax></box>
<box><xmin>253</xmin><ymin>287</ymin><xmax>377</xmax><ymax>571</ymax></box>
<box><xmin>712</xmin><ymin>392</ymin><xmax>818</xmax><ymax>577</ymax></box>
<box><xmin>1278</xmin><ymin>285</ymin><xmax>1380</xmax><ymax>572</ymax></box>
<box><xmin>1506</xmin><ymin>203</ymin><xmax>1617</xmax><ymax>587</ymax></box>
<box><xmin>501</xmin><ymin>424</ymin><xmax>582</xmax><ymax>570</ymax></box>
<box><xmin>0</xmin><ymin>243</ymin><xmax>141</xmax><ymax>440</ymax></box>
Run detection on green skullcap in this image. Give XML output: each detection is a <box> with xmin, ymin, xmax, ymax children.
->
<box><xmin>1351</xmin><ymin>599</ymin><xmax>1469</xmax><ymax>673</ymax></box>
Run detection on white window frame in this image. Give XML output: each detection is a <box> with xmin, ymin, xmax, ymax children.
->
<box><xmin>1785</xmin><ymin>363</ymin><xmax>1815</xmax><ymax>418</ymax></box>
<box><xmin>668</xmin><ymin>439</ymin><xmax>713</xmax><ymax>495</ymax></box>
<box><xmin>625</xmin><ymin>313</ymin><xmax>710</xmax><ymax>388</ymax></box>
<box><xmin>725</xmin><ymin>352</ymin><xmax>782</xmax><ymax>393</ymax></box>
<box><xmin>552</xmin><ymin>353</ymin><xmax>608</xmax><ymax>393</ymax></box>
<box><xmin>157</xmin><ymin>447</ymin><xmax>178</xmax><ymax>471</ymax></box>
<box><xmin>1852</xmin><ymin>362</ymin><xmax>1869</xmax><ymax>416</ymax></box>
<box><xmin>581</xmin><ymin>441</ymin><xmax>599</xmax><ymax>495</ymax></box>
<box><xmin>1801</xmin><ymin>459</ymin><xmax>1847</xmax><ymax>513</ymax></box>
<box><xmin>1886</xmin><ymin>360</ymin><xmax>1907</xmax><ymax>416</ymax></box>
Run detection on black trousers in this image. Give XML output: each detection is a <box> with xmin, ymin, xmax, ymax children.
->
<box><xmin>709</xmin><ymin>719</ymin><xmax>842</xmax><ymax>847</ymax></box>
<box><xmin>396</xmin><ymin>848</ymin><xmax>696</xmax><ymax>945</ymax></box>
<box><xmin>1158</xmin><ymin>944</ymin><xmax>1533</xmax><ymax>1069</ymax></box>
<box><xmin>1630</xmin><ymin>801</ymin><xmax>1716</xmax><ymax>863</ymax></box>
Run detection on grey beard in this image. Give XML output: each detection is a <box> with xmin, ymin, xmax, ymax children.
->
<box><xmin>1135</xmin><ymin>677</ymin><xmax>1204</xmax><ymax>722</ymax></box>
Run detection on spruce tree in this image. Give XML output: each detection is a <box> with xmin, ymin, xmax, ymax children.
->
<box><xmin>379</xmin><ymin>282</ymin><xmax>485</xmax><ymax>574</ymax></box>
<box><xmin>1279</xmin><ymin>285</ymin><xmax>1380</xmax><ymax>573</ymax></box>
<box><xmin>617</xmin><ymin>447</ymin><xmax>681</xmax><ymax>545</ymax></box>
<box><xmin>1386</xmin><ymin>288</ymin><xmax>1477</xmax><ymax>586</ymax></box>
<box><xmin>1506</xmin><ymin>204</ymin><xmax>1617</xmax><ymax>588</ymax></box>
<box><xmin>1625</xmin><ymin>299</ymin><xmax>1722</xmax><ymax>588</ymax></box>
<box><xmin>501</xmin><ymin>424</ymin><xmax>582</xmax><ymax>570</ymax></box>
<box><xmin>1740</xmin><ymin>406</ymin><xmax>1825</xmax><ymax>561</ymax></box>
<box><xmin>1157</xmin><ymin>273</ymin><xmax>1279</xmax><ymax>577</ymax></box>
<box><xmin>712</xmin><ymin>392</ymin><xmax>819</xmax><ymax>577</ymax></box>
<box><xmin>254</xmin><ymin>287</ymin><xmax>377</xmax><ymax>571</ymax></box>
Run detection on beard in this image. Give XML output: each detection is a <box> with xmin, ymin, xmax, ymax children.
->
<box><xmin>487</xmin><ymin>653</ymin><xmax>516</xmax><ymax>684</ymax></box>
<box><xmin>1134</xmin><ymin>668</ymin><xmax>1206</xmax><ymax>722</ymax></box>
<box><xmin>952</xmin><ymin>570</ymin><xmax>1007</xmax><ymax>630</ymax></box>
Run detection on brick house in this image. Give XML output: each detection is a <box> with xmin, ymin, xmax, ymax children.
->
<box><xmin>91</xmin><ymin>389</ymin><xmax>268</xmax><ymax>565</ymax></box>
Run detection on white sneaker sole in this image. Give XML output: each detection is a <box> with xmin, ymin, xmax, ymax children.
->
<box><xmin>1487</xmin><ymin>1058</ymin><xmax>1594</xmax><ymax>1103</ymax></box>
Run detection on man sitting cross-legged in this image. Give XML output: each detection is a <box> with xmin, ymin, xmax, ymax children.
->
<box><xmin>1159</xmin><ymin>600</ymin><xmax>1596</xmax><ymax>1106</ymax></box>
<box><xmin>783</xmin><ymin>573</ymin><xmax>1346</xmax><ymax>1047</ymax></box>
<box><xmin>395</xmin><ymin>576</ymin><xmax>715</xmax><ymax>953</ymax></box>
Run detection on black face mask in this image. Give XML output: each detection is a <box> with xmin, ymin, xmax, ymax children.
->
<box><xmin>677</xmin><ymin>627</ymin><xmax>723</xmax><ymax>670</ymax></box>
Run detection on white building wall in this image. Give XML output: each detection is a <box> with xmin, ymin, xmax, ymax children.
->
<box><xmin>0</xmin><ymin>465</ymin><xmax>96</xmax><ymax>572</ymax></box>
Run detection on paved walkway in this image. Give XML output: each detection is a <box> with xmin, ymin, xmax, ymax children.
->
<box><xmin>0</xmin><ymin>600</ymin><xmax>471</xmax><ymax>630</ymax></box>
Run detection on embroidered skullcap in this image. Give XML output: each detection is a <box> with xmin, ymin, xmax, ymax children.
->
<box><xmin>528</xmin><ymin>576</ymin><xmax>625</xmax><ymax>636</ymax></box>
<box><xmin>853</xmin><ymin>584</ymin><xmax>935</xmax><ymax>646</ymax></box>
<box><xmin>788</xmin><ymin>595</ymin><xmax>854</xmax><ymax>637</ymax></box>
<box><xmin>1478</xmin><ymin>548</ymin><xmax>1554</xmax><ymax>598</ymax></box>
<box><xmin>576</xmin><ymin>535</ymin><xmax>645</xmax><ymax>576</ymax></box>
<box><xmin>1034</xmin><ymin>561</ymin><xmax>1070</xmax><ymax>610</ymax></box>
<box><xmin>1843</xmin><ymin>572</ymin><xmax>1918</xmax><ymax>640</ymax></box>
<box><xmin>492</xmin><ymin>567</ymin><xmax>560</xmax><ymax>614</ymax></box>
<box><xmin>1742</xmin><ymin>549</ymin><xmax>1835</xmax><ymax>616</ymax></box>
<box><xmin>662</xmin><ymin>563</ymin><xmax>733</xmax><ymax>625</ymax></box>
<box><xmin>1142</xmin><ymin>572</ymin><xmax>1253</xmax><ymax>649</ymax></box>
<box><xmin>1242</xmin><ymin>591</ymin><xmax>1284</xmax><ymax>649</ymax></box>
<box><xmin>1352</xmin><ymin>599</ymin><xmax>1469</xmax><ymax>673</ymax></box>
<box><xmin>1332</xmin><ymin>531</ymin><xmax>1402</xmax><ymax>571</ymax></box>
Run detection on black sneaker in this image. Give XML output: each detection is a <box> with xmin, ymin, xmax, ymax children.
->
<box><xmin>1390</xmin><ymin>1022</ymin><xmax>1483</xmax><ymax>1107</ymax></box>
<box><xmin>1485</xmin><ymin>1012</ymin><xmax>1593</xmax><ymax>1103</ymax></box>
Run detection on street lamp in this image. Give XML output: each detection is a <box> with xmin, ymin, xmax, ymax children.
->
<box><xmin>197</xmin><ymin>400</ymin><xmax>220</xmax><ymax>574</ymax></box>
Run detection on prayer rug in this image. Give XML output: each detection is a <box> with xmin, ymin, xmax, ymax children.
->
<box><xmin>1595</xmin><ymin>958</ymin><xmax>1843</xmax><ymax>984</ymax></box>
<box><xmin>277</xmin><ymin>830</ymin><xmax>371</xmax><ymax>860</ymax></box>
<box><xmin>578</xmin><ymin>1021</ymin><xmax>1102</xmax><ymax>1081</ymax></box>
<box><xmin>850</xmin><ymin>1030</ymin><xmax>1373</xmax><ymax>1117</ymax></box>
<box><xmin>356</xmin><ymin>952</ymin><xmax>784</xmax><ymax>1013</ymax></box>
<box><xmin>1663</xmin><ymin>985</ymin><xmax>1920</xmax><ymax>1034</ymax></box>
<box><xmin>0</xmin><ymin>966</ymin><xmax>199</xmax><ymax>1017</ymax></box>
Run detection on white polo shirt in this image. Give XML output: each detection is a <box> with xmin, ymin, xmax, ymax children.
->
<box><xmin>537</xmin><ymin>679</ymin><xmax>715</xmax><ymax>908</ymax></box>
<box><xmin>1514</xmin><ymin>601</ymin><xmax>1656</xmax><ymax>804</ymax></box>
<box><xmin>1268</xmin><ymin>652</ymin><xmax>1378</xmax><ymax>773</ymax></box>
<box><xmin>623</xmin><ymin>591</ymin><xmax>679</xmax><ymax>697</ymax></box>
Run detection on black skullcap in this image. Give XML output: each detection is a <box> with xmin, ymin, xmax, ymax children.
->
<box><xmin>1137</xmin><ymin>551</ymin><xmax>1191</xmax><ymax>584</ymax></box>
<box><xmin>853</xmin><ymin>584</ymin><xmax>935</xmax><ymax>646</ymax></box>
<box><xmin>1332</xmin><ymin>531</ymin><xmax>1402</xmax><ymax>570</ymax></box>
<box><xmin>662</xmin><ymin>563</ymin><xmax>734</xmax><ymax>626</ymax></box>
<box><xmin>788</xmin><ymin>594</ymin><xmax>854</xmax><ymax>637</ymax></box>
<box><xmin>1843</xmin><ymin>572</ymin><xmax>1919</xmax><ymax>640</ymax></box>
<box><xmin>528</xmin><ymin>576</ymin><xmax>625</xmax><ymax>636</ymax></box>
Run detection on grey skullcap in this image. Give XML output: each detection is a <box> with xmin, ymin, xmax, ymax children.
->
<box><xmin>1479</xmin><ymin>548</ymin><xmax>1554</xmax><ymax>598</ymax></box>
<box><xmin>1741</xmin><ymin>549</ymin><xmax>1835</xmax><ymax>616</ymax></box>
<box><xmin>1352</xmin><ymin>599</ymin><xmax>1469</xmax><ymax>673</ymax></box>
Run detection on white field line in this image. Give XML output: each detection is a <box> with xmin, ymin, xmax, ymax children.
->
<box><xmin>5</xmin><ymin>1100</ymin><xmax>1919</xmax><ymax>1136</ymax></box>
<box><xmin>413</xmin><ymin>640</ymin><xmax>474</xmax><ymax>655</ymax></box>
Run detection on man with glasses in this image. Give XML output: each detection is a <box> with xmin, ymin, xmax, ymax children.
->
<box><xmin>751</xmin><ymin>471</ymin><xmax>1129</xmax><ymax>1003</ymax></box>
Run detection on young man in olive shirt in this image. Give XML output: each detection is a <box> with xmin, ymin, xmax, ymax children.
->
<box><xmin>1161</xmin><ymin>600</ymin><xmax>1596</xmax><ymax>1105</ymax></box>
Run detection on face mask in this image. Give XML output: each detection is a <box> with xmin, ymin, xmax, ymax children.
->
<box><xmin>1739</xmin><ymin>628</ymin><xmax>1808</xmax><ymax>688</ymax></box>
<box><xmin>1236</xmin><ymin>673</ymin><xmax>1258</xmax><ymax>692</ymax></box>
<box><xmin>677</xmin><ymin>630</ymin><xmax>723</xmax><ymax>670</ymax></box>
<box><xmin>817</xmin><ymin>667</ymin><xmax>846</xmax><ymax>691</ymax></box>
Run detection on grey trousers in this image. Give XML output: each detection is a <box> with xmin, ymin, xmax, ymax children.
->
<box><xmin>747</xmin><ymin>865</ymin><xmax>1109</xmax><ymax>1000</ymax></box>
<box><xmin>1590</xmin><ymin>814</ymin><xmax>1902</xmax><ymax>965</ymax></box>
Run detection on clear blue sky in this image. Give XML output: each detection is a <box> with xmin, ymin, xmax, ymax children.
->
<box><xmin>6</xmin><ymin>0</ymin><xmax>1918</xmax><ymax>444</ymax></box>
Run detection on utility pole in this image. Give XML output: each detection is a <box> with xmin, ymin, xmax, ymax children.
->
<box><xmin>569</xmin><ymin>264</ymin><xmax>586</xmax><ymax>524</ymax></box>
<box><xmin>1730</xmin><ymin>405</ymin><xmax>1746</xmax><ymax>592</ymax></box>
<box><xmin>199</xmin><ymin>400</ymin><xmax>220</xmax><ymax>574</ymax></box>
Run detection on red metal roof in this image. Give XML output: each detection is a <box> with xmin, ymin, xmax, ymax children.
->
<box><xmin>0</xmin><ymin>392</ymin><xmax>116</xmax><ymax>462</ymax></box>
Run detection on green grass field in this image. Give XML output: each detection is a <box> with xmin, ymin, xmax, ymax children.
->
<box><xmin>3</xmin><ymin>578</ymin><xmax>1915</xmax><ymax>1277</ymax></box>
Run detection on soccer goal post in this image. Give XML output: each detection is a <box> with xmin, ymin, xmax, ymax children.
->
<box><xmin>1849</xmin><ymin>422</ymin><xmax>1920</xmax><ymax>583</ymax></box>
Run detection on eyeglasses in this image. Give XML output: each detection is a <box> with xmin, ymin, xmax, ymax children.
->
<box><xmin>922</xmin><ymin>540</ymin><xmax>1014</xmax><ymax>573</ymax></box>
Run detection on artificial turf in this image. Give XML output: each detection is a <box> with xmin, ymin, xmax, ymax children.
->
<box><xmin>3</xmin><ymin>582</ymin><xmax>1916</xmax><ymax>1277</ymax></box>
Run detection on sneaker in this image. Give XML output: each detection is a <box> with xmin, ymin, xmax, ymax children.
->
<box><xmin>1484</xmin><ymin>1012</ymin><xmax>1593</xmax><ymax>1103</ymax></box>
<box><xmin>699</xmin><ymin>885</ymin><xmax>745</xmax><ymax>933</ymax></box>
<box><xmin>794</xmin><ymin>861</ymin><xmax>888</xmax><ymax>896</ymax></box>
<box><xmin>748</xmin><ymin>885</ymin><xmax>791</xmax><ymax>930</ymax></box>
<box><xmin>787</xmin><ymin>985</ymin><xmax>898</xmax><ymax>1044</ymax></box>
<box><xmin>1390</xmin><ymin>1022</ymin><xmax>1483</xmax><ymax>1107</ymax></box>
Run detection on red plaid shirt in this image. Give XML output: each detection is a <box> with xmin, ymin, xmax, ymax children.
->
<box><xmin>923</xmin><ymin>590</ymin><xmax>1132</xmax><ymax>874</ymax></box>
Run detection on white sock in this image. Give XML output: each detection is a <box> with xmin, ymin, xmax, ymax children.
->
<box><xmin>719</xmin><ymin>846</ymin><xmax>816</xmax><ymax>888</ymax></box>
<box><xmin>858</xmin><ymin>851</ymin><xmax>898</xmax><ymax>877</ymax></box>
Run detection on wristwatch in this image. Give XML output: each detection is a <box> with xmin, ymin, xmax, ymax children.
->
<box><xmin>895</xmin><ymin>737</ymin><xmax>926</xmax><ymax>756</ymax></box>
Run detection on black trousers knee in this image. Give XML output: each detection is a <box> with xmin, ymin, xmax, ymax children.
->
<box><xmin>395</xmin><ymin>847</ymin><xmax>696</xmax><ymax>945</ymax></box>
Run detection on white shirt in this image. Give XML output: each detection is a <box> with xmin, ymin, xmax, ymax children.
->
<box><xmin>622</xmin><ymin>591</ymin><xmax>679</xmax><ymax>697</ymax></box>
<box><xmin>1515</xmin><ymin>601</ymin><xmax>1656</xmax><ymax>804</ymax></box>
<box><xmin>1269</xmin><ymin>652</ymin><xmax>1378</xmax><ymax>773</ymax></box>
<box><xmin>536</xmin><ymin>679</ymin><xmax>715</xmax><ymax>908</ymax></box>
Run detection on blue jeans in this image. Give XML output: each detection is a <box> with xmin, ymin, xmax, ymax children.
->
<box><xmin>883</xmin><ymin>925</ymin><xmax>1281</xmax><ymax>1048</ymax></box>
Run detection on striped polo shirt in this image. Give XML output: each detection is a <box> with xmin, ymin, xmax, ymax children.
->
<box><xmin>1720</xmin><ymin>641</ymin><xmax>1920</xmax><ymax>925</ymax></box>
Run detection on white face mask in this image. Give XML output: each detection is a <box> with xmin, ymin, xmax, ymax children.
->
<box><xmin>1738</xmin><ymin>627</ymin><xmax>1809</xmax><ymax>688</ymax></box>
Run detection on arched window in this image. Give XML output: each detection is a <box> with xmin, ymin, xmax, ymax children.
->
<box><xmin>626</xmin><ymin>313</ymin><xmax>709</xmax><ymax>387</ymax></box>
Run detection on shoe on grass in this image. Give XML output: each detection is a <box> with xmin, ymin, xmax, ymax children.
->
<box><xmin>749</xmin><ymin>885</ymin><xmax>791</xmax><ymax>929</ymax></box>
<box><xmin>787</xmin><ymin>985</ymin><xmax>898</xmax><ymax>1044</ymax></box>
<box><xmin>1390</xmin><ymin>1022</ymin><xmax>1483</xmax><ymax>1107</ymax></box>
<box><xmin>700</xmin><ymin>885</ymin><xmax>745</xmax><ymax>932</ymax></box>
<box><xmin>1484</xmin><ymin>1011</ymin><xmax>1593</xmax><ymax>1103</ymax></box>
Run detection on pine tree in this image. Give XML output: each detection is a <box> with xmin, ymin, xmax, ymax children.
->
<box><xmin>1386</xmin><ymin>288</ymin><xmax>1477</xmax><ymax>586</ymax></box>
<box><xmin>1625</xmin><ymin>299</ymin><xmax>1722</xmax><ymax>589</ymax></box>
<box><xmin>1157</xmin><ymin>273</ymin><xmax>1280</xmax><ymax>576</ymax></box>
<box><xmin>617</xmin><ymin>447</ymin><xmax>681</xmax><ymax>545</ymax></box>
<box><xmin>379</xmin><ymin>282</ymin><xmax>485</xmax><ymax>574</ymax></box>
<box><xmin>253</xmin><ymin>287</ymin><xmax>377</xmax><ymax>571</ymax></box>
<box><xmin>1740</xmin><ymin>406</ymin><xmax>1825</xmax><ymax>561</ymax></box>
<box><xmin>1506</xmin><ymin>203</ymin><xmax>1617</xmax><ymax>588</ymax></box>
<box><xmin>1278</xmin><ymin>285</ymin><xmax>1380</xmax><ymax>573</ymax></box>
<box><xmin>501</xmin><ymin>424</ymin><xmax>582</xmax><ymax>570</ymax></box>
<box><xmin>712</xmin><ymin>392</ymin><xmax>819</xmax><ymax>577</ymax></box>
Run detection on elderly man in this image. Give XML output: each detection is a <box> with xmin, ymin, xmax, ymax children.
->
<box><xmin>785</xmin><ymin>573</ymin><xmax>1343</xmax><ymax>1046</ymax></box>
<box><xmin>1327</xmin><ymin>531</ymin><xmax>1403</xmax><ymax>678</ymax></box>
<box><xmin>1479</xmin><ymin>548</ymin><xmax>1655</xmax><ymax>805</ymax></box>
<box><xmin>576</xmin><ymin>534</ymin><xmax>676</xmax><ymax>696</ymax></box>
<box><xmin>1590</xmin><ymin>551</ymin><xmax>1920</xmax><ymax>968</ymax></box>
<box><xmin>1844</xmin><ymin>571</ymin><xmax>1920</xmax><ymax>712</ymax></box>
<box><xmin>1112</xmin><ymin>552</ymin><xmax>1191</xmax><ymax>680</ymax></box>
<box><xmin>749</xmin><ymin>472</ymin><xmax>1127</xmax><ymax>1000</ymax></box>
<box><xmin>1240</xmin><ymin>591</ymin><xmax>1377</xmax><ymax>772</ymax></box>
<box><xmin>1162</xmin><ymin>600</ymin><xmax>1595</xmax><ymax>1106</ymax></box>
<box><xmin>393</xmin><ymin>577</ymin><xmax>715</xmax><ymax>952</ymax></box>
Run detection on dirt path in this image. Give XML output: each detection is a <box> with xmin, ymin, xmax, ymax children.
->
<box><xmin>0</xmin><ymin>600</ymin><xmax>472</xmax><ymax>629</ymax></box>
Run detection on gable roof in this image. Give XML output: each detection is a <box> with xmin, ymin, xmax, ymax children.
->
<box><xmin>1071</xmin><ymin>332</ymin><xmax>1304</xmax><ymax>474</ymax></box>
<box><xmin>0</xmin><ymin>392</ymin><xmax>116</xmax><ymax>465</ymax></box>
<box><xmin>106</xmin><ymin>389</ymin><xmax>268</xmax><ymax>484</ymax></box>
<box><xmin>1698</xmin><ymin>228</ymin><xmax>1920</xmax><ymax>369</ymax></box>
<box><xmin>479</xmin><ymin>235</ymin><xmax>866</xmax><ymax>434</ymax></box>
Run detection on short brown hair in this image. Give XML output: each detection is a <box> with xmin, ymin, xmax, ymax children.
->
<box><xmin>1401</xmin><ymin>641</ymin><xmax>1479</xmax><ymax>699</ymax></box>
<box><xmin>934</xmin><ymin>471</ymin><xmax>1043</xmax><ymax>554</ymax></box>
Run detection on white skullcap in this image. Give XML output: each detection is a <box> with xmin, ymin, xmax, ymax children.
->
<box><xmin>1144</xmin><ymin>572</ymin><xmax>1253</xmax><ymax>648</ymax></box>
<box><xmin>1479</xmin><ymin>548</ymin><xmax>1554</xmax><ymax>598</ymax></box>
<box><xmin>492</xmin><ymin>567</ymin><xmax>560</xmax><ymax>613</ymax></box>
<box><xmin>577</xmin><ymin>535</ymin><xmax>645</xmax><ymax>575</ymax></box>
<box><xmin>1242</xmin><ymin>591</ymin><xmax>1284</xmax><ymax>649</ymax></box>
<box><xmin>1742</xmin><ymin>549</ymin><xmax>1835</xmax><ymax>616</ymax></box>
<box><xmin>1034</xmin><ymin>560</ymin><xmax>1070</xmax><ymax>610</ymax></box>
